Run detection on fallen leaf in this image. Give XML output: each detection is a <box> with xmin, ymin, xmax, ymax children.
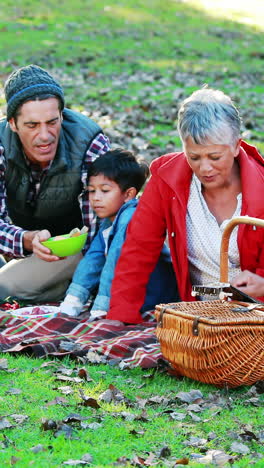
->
<box><xmin>40</xmin><ymin>361</ymin><xmax>60</xmax><ymax>369</ymax></box>
<box><xmin>129</xmin><ymin>429</ymin><xmax>145</xmax><ymax>436</ymax></box>
<box><xmin>63</xmin><ymin>459</ymin><xmax>88</xmax><ymax>465</ymax></box>
<box><xmin>158</xmin><ymin>445</ymin><xmax>171</xmax><ymax>458</ymax></box>
<box><xmin>135</xmin><ymin>397</ymin><xmax>148</xmax><ymax>409</ymax></box>
<box><xmin>230</xmin><ymin>441</ymin><xmax>250</xmax><ymax>455</ymax></box>
<box><xmin>169</xmin><ymin>412</ymin><xmax>186</xmax><ymax>421</ymax></box>
<box><xmin>174</xmin><ymin>457</ymin><xmax>189</xmax><ymax>465</ymax></box>
<box><xmin>81</xmin><ymin>422</ymin><xmax>102</xmax><ymax>430</ymax></box>
<box><xmin>190</xmin><ymin>449</ymin><xmax>233</xmax><ymax>465</ymax></box>
<box><xmin>77</xmin><ymin>368</ymin><xmax>92</xmax><ymax>381</ymax></box>
<box><xmin>188</xmin><ymin>411</ymin><xmax>201</xmax><ymax>422</ymax></box>
<box><xmin>255</xmin><ymin>381</ymin><xmax>264</xmax><ymax>394</ymax></box>
<box><xmin>5</xmin><ymin>388</ymin><xmax>22</xmax><ymax>395</ymax></box>
<box><xmin>86</xmin><ymin>350</ymin><xmax>107</xmax><ymax>364</ymax></box>
<box><xmin>187</xmin><ymin>404</ymin><xmax>202</xmax><ymax>413</ymax></box>
<box><xmin>176</xmin><ymin>390</ymin><xmax>203</xmax><ymax>404</ymax></box>
<box><xmin>80</xmin><ymin>397</ymin><xmax>100</xmax><ymax>409</ymax></box>
<box><xmin>135</xmin><ymin>410</ymin><xmax>149</xmax><ymax>422</ymax></box>
<box><xmin>45</xmin><ymin>396</ymin><xmax>68</xmax><ymax>406</ymax></box>
<box><xmin>113</xmin><ymin>456</ymin><xmax>130</xmax><ymax>466</ymax></box>
<box><xmin>63</xmin><ymin>453</ymin><xmax>92</xmax><ymax>464</ymax></box>
<box><xmin>0</xmin><ymin>417</ymin><xmax>13</xmax><ymax>430</ymax></box>
<box><xmin>10</xmin><ymin>456</ymin><xmax>20</xmax><ymax>465</ymax></box>
<box><xmin>244</xmin><ymin>397</ymin><xmax>261</xmax><ymax>407</ymax></box>
<box><xmin>56</xmin><ymin>367</ymin><xmax>73</xmax><ymax>376</ymax></box>
<box><xmin>0</xmin><ymin>358</ymin><xmax>8</xmax><ymax>370</ymax></box>
<box><xmin>132</xmin><ymin>452</ymin><xmax>158</xmax><ymax>466</ymax></box>
<box><xmin>41</xmin><ymin>419</ymin><xmax>58</xmax><ymax>431</ymax></box>
<box><xmin>63</xmin><ymin>413</ymin><xmax>88</xmax><ymax>423</ymax></box>
<box><xmin>59</xmin><ymin>341</ymin><xmax>83</xmax><ymax>353</ymax></box>
<box><xmin>57</xmin><ymin>386</ymin><xmax>74</xmax><ymax>395</ymax></box>
<box><xmin>10</xmin><ymin>414</ymin><xmax>28</xmax><ymax>424</ymax></box>
<box><xmin>240</xmin><ymin>430</ymin><xmax>259</xmax><ymax>442</ymax></box>
<box><xmin>99</xmin><ymin>388</ymin><xmax>113</xmax><ymax>403</ymax></box>
<box><xmin>54</xmin><ymin>423</ymin><xmax>78</xmax><ymax>440</ymax></box>
<box><xmin>183</xmin><ymin>436</ymin><xmax>207</xmax><ymax>447</ymax></box>
<box><xmin>120</xmin><ymin>412</ymin><xmax>136</xmax><ymax>422</ymax></box>
<box><xmin>55</xmin><ymin>375</ymin><xmax>83</xmax><ymax>384</ymax></box>
<box><xmin>148</xmin><ymin>395</ymin><xmax>169</xmax><ymax>406</ymax></box>
<box><xmin>81</xmin><ymin>454</ymin><xmax>93</xmax><ymax>463</ymax></box>
<box><xmin>30</xmin><ymin>444</ymin><xmax>46</xmax><ymax>453</ymax></box>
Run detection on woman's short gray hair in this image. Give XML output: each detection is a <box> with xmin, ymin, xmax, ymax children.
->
<box><xmin>177</xmin><ymin>88</ymin><xmax>242</xmax><ymax>147</ymax></box>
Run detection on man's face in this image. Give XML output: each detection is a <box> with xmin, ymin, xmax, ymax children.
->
<box><xmin>9</xmin><ymin>97</ymin><xmax>62</xmax><ymax>168</ymax></box>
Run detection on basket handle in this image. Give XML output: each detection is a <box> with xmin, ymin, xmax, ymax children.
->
<box><xmin>220</xmin><ymin>216</ymin><xmax>264</xmax><ymax>283</ymax></box>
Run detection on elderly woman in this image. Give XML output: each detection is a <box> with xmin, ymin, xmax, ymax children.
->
<box><xmin>106</xmin><ymin>88</ymin><xmax>264</xmax><ymax>324</ymax></box>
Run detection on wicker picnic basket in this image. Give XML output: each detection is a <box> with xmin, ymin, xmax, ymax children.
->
<box><xmin>155</xmin><ymin>216</ymin><xmax>264</xmax><ymax>388</ymax></box>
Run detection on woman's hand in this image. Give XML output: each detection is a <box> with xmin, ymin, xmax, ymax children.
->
<box><xmin>232</xmin><ymin>270</ymin><xmax>264</xmax><ymax>298</ymax></box>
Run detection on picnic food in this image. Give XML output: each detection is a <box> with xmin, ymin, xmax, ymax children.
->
<box><xmin>41</xmin><ymin>226</ymin><xmax>88</xmax><ymax>257</ymax></box>
<box><xmin>9</xmin><ymin>305</ymin><xmax>60</xmax><ymax>318</ymax></box>
<box><xmin>53</xmin><ymin>226</ymin><xmax>88</xmax><ymax>242</ymax></box>
<box><xmin>31</xmin><ymin>306</ymin><xmax>57</xmax><ymax>315</ymax></box>
<box><xmin>53</xmin><ymin>235</ymin><xmax>65</xmax><ymax>241</ymax></box>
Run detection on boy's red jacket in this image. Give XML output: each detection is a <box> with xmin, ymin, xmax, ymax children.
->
<box><xmin>107</xmin><ymin>141</ymin><xmax>264</xmax><ymax>323</ymax></box>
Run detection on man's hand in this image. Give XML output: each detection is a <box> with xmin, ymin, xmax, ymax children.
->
<box><xmin>232</xmin><ymin>270</ymin><xmax>264</xmax><ymax>298</ymax></box>
<box><xmin>30</xmin><ymin>229</ymin><xmax>62</xmax><ymax>262</ymax></box>
<box><xmin>23</xmin><ymin>230</ymin><xmax>40</xmax><ymax>252</ymax></box>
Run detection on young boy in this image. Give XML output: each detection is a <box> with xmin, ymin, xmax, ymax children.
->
<box><xmin>60</xmin><ymin>149</ymin><xmax>179</xmax><ymax>319</ymax></box>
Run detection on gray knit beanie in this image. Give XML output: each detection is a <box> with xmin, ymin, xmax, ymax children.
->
<box><xmin>4</xmin><ymin>64</ymin><xmax>65</xmax><ymax>120</ymax></box>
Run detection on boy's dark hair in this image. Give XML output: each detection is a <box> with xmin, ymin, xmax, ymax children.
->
<box><xmin>88</xmin><ymin>148</ymin><xmax>149</xmax><ymax>193</ymax></box>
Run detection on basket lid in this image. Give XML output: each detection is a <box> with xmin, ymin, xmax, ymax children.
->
<box><xmin>155</xmin><ymin>300</ymin><xmax>264</xmax><ymax>326</ymax></box>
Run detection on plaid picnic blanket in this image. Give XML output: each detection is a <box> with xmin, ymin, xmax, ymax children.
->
<box><xmin>0</xmin><ymin>306</ymin><xmax>162</xmax><ymax>369</ymax></box>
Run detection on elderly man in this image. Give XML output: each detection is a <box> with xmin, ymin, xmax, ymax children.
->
<box><xmin>0</xmin><ymin>64</ymin><xmax>110</xmax><ymax>302</ymax></box>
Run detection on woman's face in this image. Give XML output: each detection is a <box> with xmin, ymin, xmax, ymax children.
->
<box><xmin>183</xmin><ymin>136</ymin><xmax>240</xmax><ymax>189</ymax></box>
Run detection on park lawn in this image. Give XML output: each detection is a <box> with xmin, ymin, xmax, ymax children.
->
<box><xmin>0</xmin><ymin>0</ymin><xmax>263</xmax><ymax>155</ymax></box>
<box><xmin>0</xmin><ymin>353</ymin><xmax>264</xmax><ymax>467</ymax></box>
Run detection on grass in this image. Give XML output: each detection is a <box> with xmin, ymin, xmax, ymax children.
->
<box><xmin>0</xmin><ymin>0</ymin><xmax>264</xmax><ymax>154</ymax></box>
<box><xmin>0</xmin><ymin>354</ymin><xmax>263</xmax><ymax>467</ymax></box>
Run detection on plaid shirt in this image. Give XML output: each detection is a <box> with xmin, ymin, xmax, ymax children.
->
<box><xmin>0</xmin><ymin>132</ymin><xmax>110</xmax><ymax>257</ymax></box>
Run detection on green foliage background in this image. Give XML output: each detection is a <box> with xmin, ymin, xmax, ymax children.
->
<box><xmin>0</xmin><ymin>0</ymin><xmax>263</xmax><ymax>154</ymax></box>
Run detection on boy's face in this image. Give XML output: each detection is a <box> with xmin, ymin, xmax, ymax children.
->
<box><xmin>88</xmin><ymin>174</ymin><xmax>131</xmax><ymax>222</ymax></box>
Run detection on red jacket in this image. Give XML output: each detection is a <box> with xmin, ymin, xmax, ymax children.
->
<box><xmin>107</xmin><ymin>141</ymin><xmax>264</xmax><ymax>323</ymax></box>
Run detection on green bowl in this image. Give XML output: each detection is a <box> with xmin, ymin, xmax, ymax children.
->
<box><xmin>41</xmin><ymin>233</ymin><xmax>88</xmax><ymax>257</ymax></box>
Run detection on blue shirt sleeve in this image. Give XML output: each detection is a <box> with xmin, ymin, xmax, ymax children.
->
<box><xmin>66</xmin><ymin>228</ymin><xmax>106</xmax><ymax>303</ymax></box>
<box><xmin>91</xmin><ymin>213</ymin><xmax>133</xmax><ymax>312</ymax></box>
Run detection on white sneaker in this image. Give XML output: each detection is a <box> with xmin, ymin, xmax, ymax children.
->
<box><xmin>60</xmin><ymin>295</ymin><xmax>84</xmax><ymax>317</ymax></box>
<box><xmin>88</xmin><ymin>310</ymin><xmax>107</xmax><ymax>322</ymax></box>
